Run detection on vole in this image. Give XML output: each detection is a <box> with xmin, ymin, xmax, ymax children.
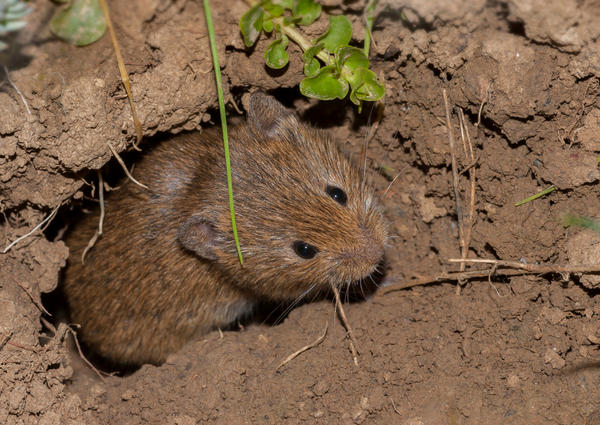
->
<box><xmin>62</xmin><ymin>93</ymin><xmax>388</xmax><ymax>366</ymax></box>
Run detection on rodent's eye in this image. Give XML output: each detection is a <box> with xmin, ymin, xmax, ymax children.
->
<box><xmin>292</xmin><ymin>241</ymin><xmax>319</xmax><ymax>259</ymax></box>
<box><xmin>326</xmin><ymin>185</ymin><xmax>347</xmax><ymax>206</ymax></box>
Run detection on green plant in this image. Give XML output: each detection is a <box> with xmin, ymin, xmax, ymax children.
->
<box><xmin>50</xmin><ymin>0</ymin><xmax>106</xmax><ymax>46</ymax></box>
<box><xmin>240</xmin><ymin>0</ymin><xmax>384</xmax><ymax>109</ymax></box>
<box><xmin>514</xmin><ymin>185</ymin><xmax>556</xmax><ymax>206</ymax></box>
<box><xmin>0</xmin><ymin>0</ymin><xmax>31</xmax><ymax>51</ymax></box>
<box><xmin>561</xmin><ymin>214</ymin><xmax>600</xmax><ymax>233</ymax></box>
<box><xmin>363</xmin><ymin>0</ymin><xmax>377</xmax><ymax>57</ymax></box>
<box><xmin>203</xmin><ymin>0</ymin><xmax>244</xmax><ymax>265</ymax></box>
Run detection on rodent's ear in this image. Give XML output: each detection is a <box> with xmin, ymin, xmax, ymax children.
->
<box><xmin>248</xmin><ymin>92</ymin><xmax>297</xmax><ymax>138</ymax></box>
<box><xmin>178</xmin><ymin>215</ymin><xmax>218</xmax><ymax>260</ymax></box>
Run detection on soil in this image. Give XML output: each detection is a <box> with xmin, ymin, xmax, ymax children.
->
<box><xmin>2</xmin><ymin>0</ymin><xmax>600</xmax><ymax>424</ymax></box>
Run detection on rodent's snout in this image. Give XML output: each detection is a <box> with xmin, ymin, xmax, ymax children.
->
<box><xmin>334</xmin><ymin>221</ymin><xmax>387</xmax><ymax>283</ymax></box>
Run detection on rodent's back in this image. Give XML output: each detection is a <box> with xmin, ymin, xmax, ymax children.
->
<box><xmin>63</xmin><ymin>93</ymin><xmax>388</xmax><ymax>366</ymax></box>
<box><xmin>64</xmin><ymin>132</ymin><xmax>243</xmax><ymax>365</ymax></box>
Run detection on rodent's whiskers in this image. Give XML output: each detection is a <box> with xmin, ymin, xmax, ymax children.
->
<box><xmin>272</xmin><ymin>282</ymin><xmax>319</xmax><ymax>326</ymax></box>
<box><xmin>368</xmin><ymin>272</ymin><xmax>381</xmax><ymax>288</ymax></box>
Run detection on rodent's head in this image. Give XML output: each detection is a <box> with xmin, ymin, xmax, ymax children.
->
<box><xmin>178</xmin><ymin>93</ymin><xmax>388</xmax><ymax>300</ymax></box>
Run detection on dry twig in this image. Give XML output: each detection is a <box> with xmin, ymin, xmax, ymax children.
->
<box><xmin>380</xmin><ymin>258</ymin><xmax>600</xmax><ymax>296</ymax></box>
<box><xmin>455</xmin><ymin>108</ymin><xmax>477</xmax><ymax>295</ymax></box>
<box><xmin>98</xmin><ymin>0</ymin><xmax>143</xmax><ymax>149</ymax></box>
<box><xmin>447</xmin><ymin>258</ymin><xmax>600</xmax><ymax>274</ymax></box>
<box><xmin>332</xmin><ymin>285</ymin><xmax>359</xmax><ymax>366</ymax></box>
<box><xmin>276</xmin><ymin>322</ymin><xmax>328</xmax><ymax>371</ymax></box>
<box><xmin>442</xmin><ymin>89</ymin><xmax>466</xmax><ymax>293</ymax></box>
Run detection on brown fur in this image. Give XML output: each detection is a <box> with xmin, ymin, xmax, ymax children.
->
<box><xmin>63</xmin><ymin>93</ymin><xmax>388</xmax><ymax>366</ymax></box>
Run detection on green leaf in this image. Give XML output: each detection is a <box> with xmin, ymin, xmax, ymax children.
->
<box><xmin>265</xmin><ymin>35</ymin><xmax>289</xmax><ymax>69</ymax></box>
<box><xmin>348</xmin><ymin>68</ymin><xmax>385</xmax><ymax>105</ymax></box>
<box><xmin>0</xmin><ymin>20</ymin><xmax>27</xmax><ymax>32</ymax></box>
<box><xmin>300</xmin><ymin>66</ymin><xmax>348</xmax><ymax>100</ymax></box>
<box><xmin>50</xmin><ymin>0</ymin><xmax>107</xmax><ymax>46</ymax></box>
<box><xmin>302</xmin><ymin>42</ymin><xmax>324</xmax><ymax>77</ymax></box>
<box><xmin>304</xmin><ymin>57</ymin><xmax>320</xmax><ymax>77</ymax></box>
<box><xmin>273</xmin><ymin>0</ymin><xmax>293</xmax><ymax>8</ymax></box>
<box><xmin>293</xmin><ymin>0</ymin><xmax>321</xmax><ymax>26</ymax></box>
<box><xmin>337</xmin><ymin>46</ymin><xmax>369</xmax><ymax>73</ymax></box>
<box><xmin>263</xmin><ymin>2</ymin><xmax>284</xmax><ymax>17</ymax></box>
<box><xmin>316</xmin><ymin>15</ymin><xmax>352</xmax><ymax>52</ymax></box>
<box><xmin>263</xmin><ymin>18</ymin><xmax>273</xmax><ymax>32</ymax></box>
<box><xmin>0</xmin><ymin>0</ymin><xmax>31</xmax><ymax>45</ymax></box>
<box><xmin>240</xmin><ymin>3</ymin><xmax>264</xmax><ymax>47</ymax></box>
<box><xmin>3</xmin><ymin>1</ymin><xmax>30</xmax><ymax>20</ymax></box>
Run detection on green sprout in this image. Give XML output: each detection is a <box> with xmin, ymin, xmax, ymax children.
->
<box><xmin>0</xmin><ymin>0</ymin><xmax>31</xmax><ymax>51</ymax></box>
<box><xmin>240</xmin><ymin>0</ymin><xmax>385</xmax><ymax>109</ymax></box>
<box><xmin>515</xmin><ymin>185</ymin><xmax>557</xmax><ymax>207</ymax></box>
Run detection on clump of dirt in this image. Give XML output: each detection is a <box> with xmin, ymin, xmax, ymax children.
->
<box><xmin>2</xmin><ymin>0</ymin><xmax>600</xmax><ymax>424</ymax></box>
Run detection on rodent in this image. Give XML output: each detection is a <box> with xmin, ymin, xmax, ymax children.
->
<box><xmin>62</xmin><ymin>92</ymin><xmax>388</xmax><ymax>366</ymax></box>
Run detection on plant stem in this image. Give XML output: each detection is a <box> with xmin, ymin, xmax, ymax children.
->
<box><xmin>364</xmin><ymin>0</ymin><xmax>378</xmax><ymax>56</ymax></box>
<box><xmin>203</xmin><ymin>0</ymin><xmax>244</xmax><ymax>265</ymax></box>
<box><xmin>275</xmin><ymin>18</ymin><xmax>332</xmax><ymax>65</ymax></box>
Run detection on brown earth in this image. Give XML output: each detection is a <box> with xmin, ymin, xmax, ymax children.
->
<box><xmin>2</xmin><ymin>0</ymin><xmax>600</xmax><ymax>424</ymax></box>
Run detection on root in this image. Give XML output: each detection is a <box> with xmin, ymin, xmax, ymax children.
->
<box><xmin>276</xmin><ymin>321</ymin><xmax>328</xmax><ymax>371</ymax></box>
<box><xmin>82</xmin><ymin>170</ymin><xmax>106</xmax><ymax>263</ymax></box>
<box><xmin>16</xmin><ymin>280</ymin><xmax>50</xmax><ymax>316</ymax></box>
<box><xmin>2</xmin><ymin>204</ymin><xmax>61</xmax><ymax>254</ymax></box>
<box><xmin>332</xmin><ymin>285</ymin><xmax>359</xmax><ymax>367</ymax></box>
<box><xmin>68</xmin><ymin>327</ymin><xmax>107</xmax><ymax>382</ymax></box>
<box><xmin>106</xmin><ymin>142</ymin><xmax>149</xmax><ymax>190</ymax></box>
<box><xmin>3</xmin><ymin>66</ymin><xmax>31</xmax><ymax>115</ymax></box>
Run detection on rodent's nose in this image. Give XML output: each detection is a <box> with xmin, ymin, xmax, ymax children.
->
<box><xmin>357</xmin><ymin>235</ymin><xmax>385</xmax><ymax>267</ymax></box>
<box><xmin>358</xmin><ymin>223</ymin><xmax>386</xmax><ymax>264</ymax></box>
<box><xmin>337</xmin><ymin>226</ymin><xmax>385</xmax><ymax>279</ymax></box>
